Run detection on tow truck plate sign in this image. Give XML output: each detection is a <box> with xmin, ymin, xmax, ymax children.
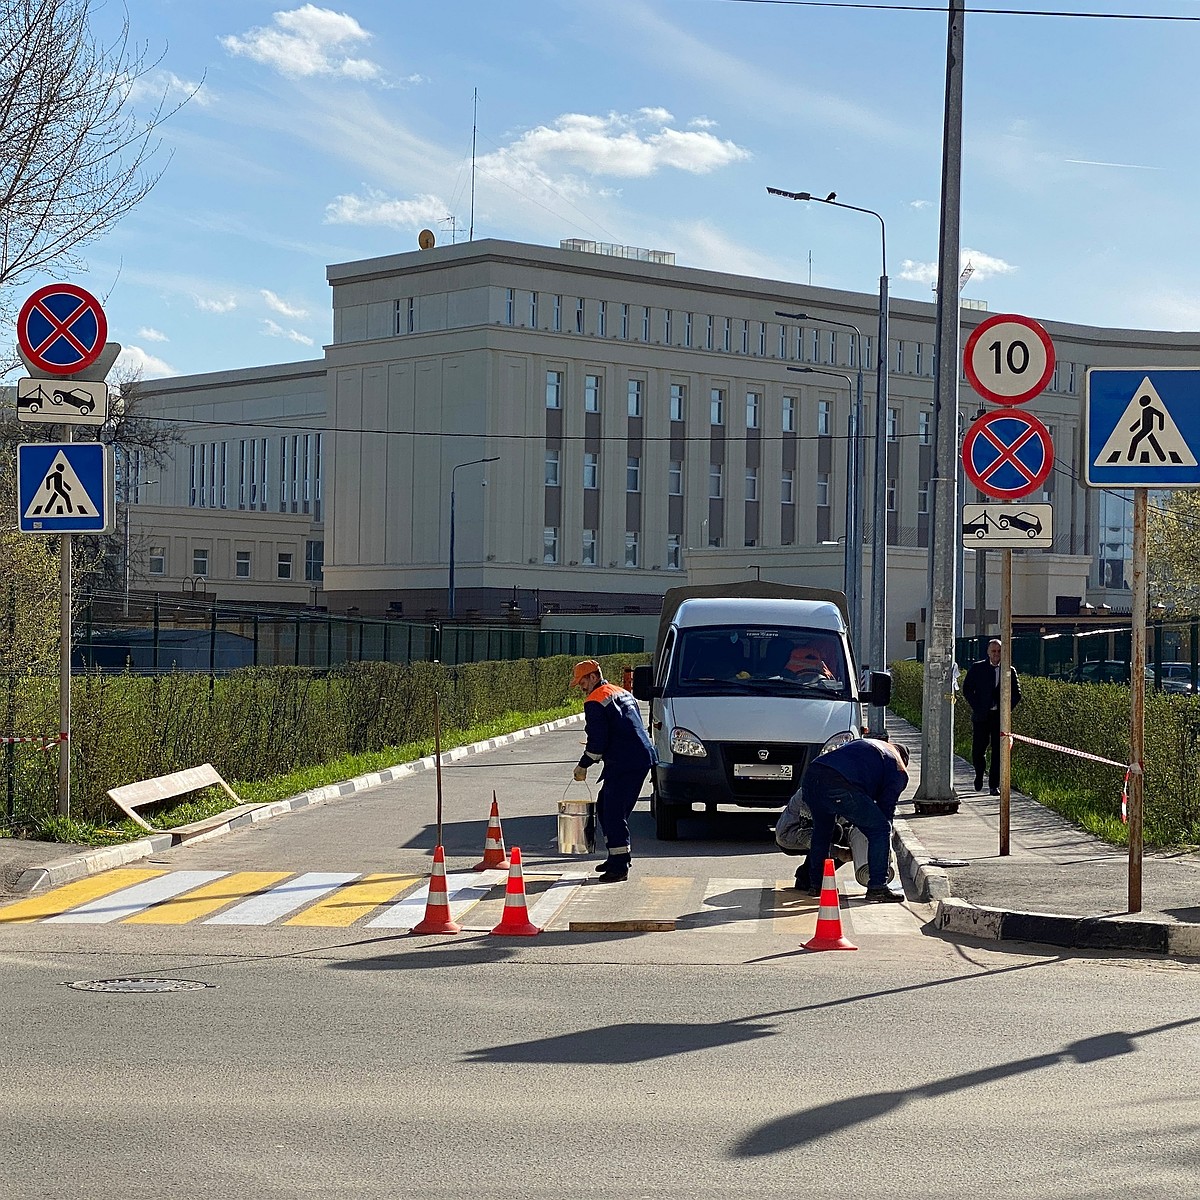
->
<box><xmin>961</xmin><ymin>502</ymin><xmax>1053</xmax><ymax>548</ymax></box>
<box><xmin>16</xmin><ymin>377</ymin><xmax>108</xmax><ymax>426</ymax></box>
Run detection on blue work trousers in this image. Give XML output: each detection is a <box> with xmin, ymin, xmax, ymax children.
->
<box><xmin>804</xmin><ymin>766</ymin><xmax>892</xmax><ymax>891</ymax></box>
<box><xmin>597</xmin><ymin>768</ymin><xmax>648</xmax><ymax>856</ymax></box>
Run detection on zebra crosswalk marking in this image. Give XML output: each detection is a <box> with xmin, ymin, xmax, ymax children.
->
<box><xmin>284</xmin><ymin>873</ymin><xmax>419</xmax><ymax>927</ymax></box>
<box><xmin>766</xmin><ymin>882</ymin><xmax>821</xmax><ymax>938</ymax></box>
<box><xmin>525</xmin><ymin>873</ymin><xmax>587</xmax><ymax>930</ymax></box>
<box><xmin>365</xmin><ymin>871</ymin><xmax>506</xmax><ymax>929</ymax></box>
<box><xmin>123</xmin><ymin>872</ymin><xmax>293</xmax><ymax>925</ymax></box>
<box><xmin>46</xmin><ymin>871</ymin><xmax>226</xmax><ymax>924</ymax></box>
<box><xmin>680</xmin><ymin>878</ymin><xmax>771</xmax><ymax>934</ymax></box>
<box><xmin>204</xmin><ymin>871</ymin><xmax>360</xmax><ymax>925</ymax></box>
<box><xmin>0</xmin><ymin>869</ymin><xmax>166</xmax><ymax>923</ymax></box>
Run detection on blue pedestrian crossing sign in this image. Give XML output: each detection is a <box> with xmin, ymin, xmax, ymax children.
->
<box><xmin>16</xmin><ymin>442</ymin><xmax>114</xmax><ymax>533</ymax></box>
<box><xmin>1086</xmin><ymin>368</ymin><xmax>1200</xmax><ymax>487</ymax></box>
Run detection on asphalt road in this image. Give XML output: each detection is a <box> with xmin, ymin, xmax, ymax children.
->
<box><xmin>2</xmin><ymin>721</ymin><xmax>1198</xmax><ymax>1197</ymax></box>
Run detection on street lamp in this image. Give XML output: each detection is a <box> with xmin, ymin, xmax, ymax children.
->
<box><xmin>788</xmin><ymin>365</ymin><xmax>862</xmax><ymax>651</ymax></box>
<box><xmin>448</xmin><ymin>456</ymin><xmax>498</xmax><ymax>618</ymax></box>
<box><xmin>777</xmin><ymin>310</ymin><xmax>864</xmax><ymax>653</ymax></box>
<box><xmin>768</xmin><ymin>186</ymin><xmax>889</xmax><ymax>730</ymax></box>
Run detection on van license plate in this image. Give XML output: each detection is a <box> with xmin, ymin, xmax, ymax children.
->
<box><xmin>734</xmin><ymin>763</ymin><xmax>793</xmax><ymax>780</ymax></box>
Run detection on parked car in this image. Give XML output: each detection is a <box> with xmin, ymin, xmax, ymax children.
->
<box><xmin>997</xmin><ymin>510</ymin><xmax>1043</xmax><ymax>537</ymax></box>
<box><xmin>1074</xmin><ymin>660</ymin><xmax>1130</xmax><ymax>685</ymax></box>
<box><xmin>1150</xmin><ymin>662</ymin><xmax>1196</xmax><ymax>694</ymax></box>
<box><xmin>50</xmin><ymin>387</ymin><xmax>96</xmax><ymax>415</ymax></box>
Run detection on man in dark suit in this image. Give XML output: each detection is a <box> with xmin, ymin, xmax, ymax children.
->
<box><xmin>962</xmin><ymin>639</ymin><xmax>1021</xmax><ymax>795</ymax></box>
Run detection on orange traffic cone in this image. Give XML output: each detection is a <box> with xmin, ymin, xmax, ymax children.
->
<box><xmin>472</xmin><ymin>792</ymin><xmax>510</xmax><ymax>871</ymax></box>
<box><xmin>489</xmin><ymin>846</ymin><xmax>541</xmax><ymax>937</ymax></box>
<box><xmin>803</xmin><ymin>858</ymin><xmax>858</xmax><ymax>952</ymax></box>
<box><xmin>410</xmin><ymin>844</ymin><xmax>462</xmax><ymax>936</ymax></box>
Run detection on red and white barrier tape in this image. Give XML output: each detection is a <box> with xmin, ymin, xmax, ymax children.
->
<box><xmin>0</xmin><ymin>733</ymin><xmax>67</xmax><ymax>746</ymax></box>
<box><xmin>1005</xmin><ymin>731</ymin><xmax>1138</xmax><ymax>825</ymax></box>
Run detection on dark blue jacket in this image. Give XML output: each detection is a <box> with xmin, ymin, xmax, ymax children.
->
<box><xmin>808</xmin><ymin>738</ymin><xmax>908</xmax><ymax>817</ymax></box>
<box><xmin>578</xmin><ymin>680</ymin><xmax>656</xmax><ymax>775</ymax></box>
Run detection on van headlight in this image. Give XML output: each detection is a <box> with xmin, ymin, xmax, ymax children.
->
<box><xmin>819</xmin><ymin>730</ymin><xmax>858</xmax><ymax>756</ymax></box>
<box><xmin>670</xmin><ymin>727</ymin><xmax>707</xmax><ymax>757</ymax></box>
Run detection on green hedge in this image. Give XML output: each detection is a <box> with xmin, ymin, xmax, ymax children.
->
<box><xmin>890</xmin><ymin>660</ymin><xmax>1200</xmax><ymax>848</ymax></box>
<box><xmin>2</xmin><ymin>653</ymin><xmax>646</xmax><ymax>829</ymax></box>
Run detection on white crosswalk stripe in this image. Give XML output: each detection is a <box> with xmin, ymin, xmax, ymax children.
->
<box><xmin>204</xmin><ymin>872</ymin><xmax>360</xmax><ymax>925</ymax></box>
<box><xmin>45</xmin><ymin>871</ymin><xmax>227</xmax><ymax>924</ymax></box>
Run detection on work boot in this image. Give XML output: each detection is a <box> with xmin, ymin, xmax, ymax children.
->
<box><xmin>595</xmin><ymin>853</ymin><xmax>632</xmax><ymax>874</ymax></box>
<box><xmin>864</xmin><ymin>887</ymin><xmax>905</xmax><ymax>904</ymax></box>
<box><xmin>597</xmin><ymin>854</ymin><xmax>630</xmax><ymax>883</ymax></box>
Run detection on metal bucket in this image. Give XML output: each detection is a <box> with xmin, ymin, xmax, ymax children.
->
<box><xmin>557</xmin><ymin>799</ymin><xmax>596</xmax><ymax>855</ymax></box>
<box><xmin>849</xmin><ymin>825</ymin><xmax>897</xmax><ymax>887</ymax></box>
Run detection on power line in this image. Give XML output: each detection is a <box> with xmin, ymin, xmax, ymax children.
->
<box><xmin>715</xmin><ymin>0</ymin><xmax>1200</xmax><ymax>22</ymax></box>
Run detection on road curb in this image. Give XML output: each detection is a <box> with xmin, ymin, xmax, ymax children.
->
<box><xmin>935</xmin><ymin>896</ymin><xmax>1200</xmax><ymax>957</ymax></box>
<box><xmin>12</xmin><ymin>714</ymin><xmax>584</xmax><ymax>894</ymax></box>
<box><xmin>892</xmin><ymin>817</ymin><xmax>951</xmax><ymax>903</ymax></box>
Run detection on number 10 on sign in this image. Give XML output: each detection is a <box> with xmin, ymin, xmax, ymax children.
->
<box><xmin>964</xmin><ymin>313</ymin><xmax>1056</xmax><ymax>406</ymax></box>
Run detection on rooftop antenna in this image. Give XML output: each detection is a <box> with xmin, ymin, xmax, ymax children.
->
<box><xmin>469</xmin><ymin>87</ymin><xmax>477</xmax><ymax>241</ymax></box>
<box><xmin>441</xmin><ymin>215</ymin><xmax>459</xmax><ymax>244</ymax></box>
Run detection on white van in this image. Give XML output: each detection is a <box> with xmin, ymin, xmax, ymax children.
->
<box><xmin>631</xmin><ymin>583</ymin><xmax>892</xmax><ymax>839</ymax></box>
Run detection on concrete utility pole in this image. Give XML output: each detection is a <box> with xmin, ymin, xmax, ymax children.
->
<box><xmin>917</xmin><ymin>0</ymin><xmax>966</xmax><ymax>812</ymax></box>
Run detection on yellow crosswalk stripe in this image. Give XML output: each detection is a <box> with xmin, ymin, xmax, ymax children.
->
<box><xmin>767</xmin><ymin>880</ymin><xmax>820</xmax><ymax>938</ymax></box>
<box><xmin>122</xmin><ymin>872</ymin><xmax>293</xmax><ymax>925</ymax></box>
<box><xmin>0</xmin><ymin>869</ymin><xmax>166</xmax><ymax>924</ymax></box>
<box><xmin>284</xmin><ymin>873</ymin><xmax>420</xmax><ymax>927</ymax></box>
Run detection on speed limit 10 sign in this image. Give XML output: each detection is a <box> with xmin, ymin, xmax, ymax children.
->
<box><xmin>963</xmin><ymin>313</ymin><xmax>1056</xmax><ymax>405</ymax></box>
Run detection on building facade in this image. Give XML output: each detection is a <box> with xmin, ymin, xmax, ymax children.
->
<box><xmin>127</xmin><ymin>237</ymin><xmax>1195</xmax><ymax>655</ymax></box>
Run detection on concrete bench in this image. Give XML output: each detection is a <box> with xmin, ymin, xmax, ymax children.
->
<box><xmin>107</xmin><ymin>763</ymin><xmax>245</xmax><ymax>834</ymax></box>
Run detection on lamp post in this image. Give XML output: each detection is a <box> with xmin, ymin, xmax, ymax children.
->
<box><xmin>788</xmin><ymin>365</ymin><xmax>861</xmax><ymax>651</ymax></box>
<box><xmin>448</xmin><ymin>456</ymin><xmax>498</xmax><ymax>618</ymax></box>
<box><xmin>768</xmin><ymin>187</ymin><xmax>889</xmax><ymax>730</ymax></box>
<box><xmin>778</xmin><ymin>309</ymin><xmax>864</xmax><ymax>654</ymax></box>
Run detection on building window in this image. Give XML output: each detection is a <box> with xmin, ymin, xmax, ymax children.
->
<box><xmin>626</xmin><ymin>456</ymin><xmax>641</xmax><ymax>493</ymax></box>
<box><xmin>642</xmin><ymin>306</ymin><xmax>651</xmax><ymax>341</ymax></box>
<box><xmin>546</xmin><ymin>369</ymin><xmax>563</xmax><ymax>409</ymax></box>
<box><xmin>582</xmin><ymin>529</ymin><xmax>597</xmax><ymax>565</ymax></box>
<box><xmin>887</xmin><ymin>479</ymin><xmax>898</xmax><ymax>512</ymax></box>
<box><xmin>710</xmin><ymin>388</ymin><xmax>725</xmax><ymax>426</ymax></box>
<box><xmin>575</xmin><ymin>297</ymin><xmax>585</xmax><ymax>334</ymax></box>
<box><xmin>620</xmin><ymin>303</ymin><xmax>629</xmax><ymax>339</ymax></box>
<box><xmin>545</xmin><ymin>449</ymin><xmax>560</xmax><ymax>487</ymax></box>
<box><xmin>624</xmin><ymin>531</ymin><xmax>639</xmax><ymax>568</ymax></box>
<box><xmin>917</xmin><ymin>480</ymin><xmax>929</xmax><ymax>514</ymax></box>
<box><xmin>667</xmin><ymin>534</ymin><xmax>682</xmax><ymax>570</ymax></box>
<box><xmin>778</xmin><ymin>324</ymin><xmax>787</xmax><ymax>358</ymax></box>
<box><xmin>235</xmin><ymin>550</ymin><xmax>251</xmax><ymax>579</ymax></box>
<box><xmin>394</xmin><ymin>298</ymin><xmax>414</xmax><ymax>335</ymax></box>
<box><xmin>192</xmin><ymin>548</ymin><xmax>209</xmax><ymax>577</ymax></box>
<box><xmin>709</xmin><ymin>462</ymin><xmax>723</xmax><ymax>499</ymax></box>
<box><xmin>783</xmin><ymin>395</ymin><xmax>796</xmax><ymax>433</ymax></box>
<box><xmin>583</xmin><ymin>452</ymin><xmax>599</xmax><ymax>490</ymax></box>
<box><xmin>706</xmin><ymin>314</ymin><xmax>714</xmax><ymax>350</ymax></box>
<box><xmin>758</xmin><ymin>322</ymin><xmax>766</xmax><ymax>356</ymax></box>
<box><xmin>811</xmin><ymin>328</ymin><xmax>820</xmax><ymax>362</ymax></box>
<box><xmin>915</xmin><ymin>341</ymin><xmax>923</xmax><ymax>375</ymax></box>
<box><xmin>781</xmin><ymin>470</ymin><xmax>794</xmax><ymax>504</ymax></box>
<box><xmin>585</xmin><ymin>374</ymin><xmax>601</xmax><ymax>413</ymax></box>
<box><xmin>895</xmin><ymin>341</ymin><xmax>904</xmax><ymax>372</ymax></box>
<box><xmin>745</xmin><ymin>467</ymin><xmax>759</xmax><ymax>501</ymax></box>
<box><xmin>670</xmin><ymin>383</ymin><xmax>686</xmax><ymax>422</ymax></box>
<box><xmin>887</xmin><ymin>407</ymin><xmax>899</xmax><ymax>441</ymax></box>
<box><xmin>530</xmin><ymin>292</ymin><xmax>539</xmax><ymax>327</ymax></box>
<box><xmin>1068</xmin><ymin>362</ymin><xmax>1076</xmax><ymax>392</ymax></box>
<box><xmin>848</xmin><ymin>337</ymin><xmax>857</xmax><ymax>368</ymax></box>
<box><xmin>305</xmin><ymin>540</ymin><xmax>324</xmax><ymax>583</ymax></box>
<box><xmin>745</xmin><ymin>391</ymin><xmax>761</xmax><ymax>429</ymax></box>
<box><xmin>816</xmin><ymin>473</ymin><xmax>830</xmax><ymax>506</ymax></box>
<box><xmin>552</xmin><ymin>294</ymin><xmax>562</xmax><ymax>332</ymax></box>
<box><xmin>504</xmin><ymin>287</ymin><xmax>514</xmax><ymax>324</ymax></box>
<box><xmin>918</xmin><ymin>410</ymin><xmax>932</xmax><ymax>444</ymax></box>
<box><xmin>668</xmin><ymin>460</ymin><xmax>683</xmax><ymax>495</ymax></box>
<box><xmin>543</xmin><ymin>526</ymin><xmax>559</xmax><ymax>564</ymax></box>
<box><xmin>865</xmin><ymin>336</ymin><xmax>874</xmax><ymax>369</ymax></box>
<box><xmin>723</xmin><ymin>317</ymin><xmax>732</xmax><ymax>352</ymax></box>
<box><xmin>277</xmin><ymin>552</ymin><xmax>293</xmax><ymax>580</ymax></box>
<box><xmin>664</xmin><ymin>309</ymin><xmax>672</xmax><ymax>344</ymax></box>
<box><xmin>817</xmin><ymin>400</ymin><xmax>830</xmax><ymax>436</ymax></box>
<box><xmin>685</xmin><ymin>312</ymin><xmax>693</xmax><ymax>347</ymax></box>
<box><xmin>598</xmin><ymin>300</ymin><xmax>607</xmax><ymax>337</ymax></box>
<box><xmin>741</xmin><ymin>320</ymin><xmax>750</xmax><ymax>354</ymax></box>
<box><xmin>148</xmin><ymin>547</ymin><xmax>166</xmax><ymax>576</ymax></box>
<box><xmin>627</xmin><ymin>379</ymin><xmax>643</xmax><ymax>417</ymax></box>
<box><xmin>827</xmin><ymin>331</ymin><xmax>837</xmax><ymax>365</ymax></box>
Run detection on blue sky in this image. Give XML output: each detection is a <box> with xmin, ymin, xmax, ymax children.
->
<box><xmin>17</xmin><ymin>0</ymin><xmax>1200</xmax><ymax>382</ymax></box>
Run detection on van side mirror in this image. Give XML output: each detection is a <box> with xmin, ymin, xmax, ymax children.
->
<box><xmin>631</xmin><ymin>665</ymin><xmax>658</xmax><ymax>701</ymax></box>
<box><xmin>867</xmin><ymin>671</ymin><xmax>892</xmax><ymax>707</ymax></box>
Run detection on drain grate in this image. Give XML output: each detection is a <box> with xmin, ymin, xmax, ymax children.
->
<box><xmin>66</xmin><ymin>977</ymin><xmax>216</xmax><ymax>994</ymax></box>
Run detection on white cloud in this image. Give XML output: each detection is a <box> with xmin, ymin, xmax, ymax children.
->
<box><xmin>128</xmin><ymin>70</ymin><xmax>211</xmax><ymax>108</ymax></box>
<box><xmin>137</xmin><ymin>326</ymin><xmax>168</xmax><ymax>342</ymax></box>
<box><xmin>195</xmin><ymin>295</ymin><xmax>237</xmax><ymax>313</ymax></box>
<box><xmin>899</xmin><ymin>248</ymin><xmax>1017</xmax><ymax>286</ymax></box>
<box><xmin>221</xmin><ymin>5</ymin><xmax>380</xmax><ymax>81</ymax></box>
<box><xmin>325</xmin><ymin>189</ymin><xmax>448</xmax><ymax>230</ymax></box>
<box><xmin>909</xmin><ymin>199</ymin><xmax>932</xmax><ymax>210</ymax></box>
<box><xmin>489</xmin><ymin>111</ymin><xmax>750</xmax><ymax>180</ymax></box>
<box><xmin>262</xmin><ymin>318</ymin><xmax>314</xmax><ymax>346</ymax></box>
<box><xmin>261</xmin><ymin>289</ymin><xmax>309</xmax><ymax>318</ymax></box>
<box><xmin>116</xmin><ymin>345</ymin><xmax>176</xmax><ymax>379</ymax></box>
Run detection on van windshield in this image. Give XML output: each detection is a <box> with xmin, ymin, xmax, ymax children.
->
<box><xmin>671</xmin><ymin>626</ymin><xmax>851</xmax><ymax>698</ymax></box>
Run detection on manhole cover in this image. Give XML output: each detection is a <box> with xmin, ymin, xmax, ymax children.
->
<box><xmin>66</xmin><ymin>977</ymin><xmax>216</xmax><ymax>994</ymax></box>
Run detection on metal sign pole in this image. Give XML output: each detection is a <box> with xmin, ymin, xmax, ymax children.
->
<box><xmin>999</xmin><ymin>546</ymin><xmax>1012</xmax><ymax>855</ymax></box>
<box><xmin>1128</xmin><ymin>489</ymin><xmax>1147</xmax><ymax>912</ymax></box>
<box><xmin>57</xmin><ymin>426</ymin><xmax>72</xmax><ymax>818</ymax></box>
